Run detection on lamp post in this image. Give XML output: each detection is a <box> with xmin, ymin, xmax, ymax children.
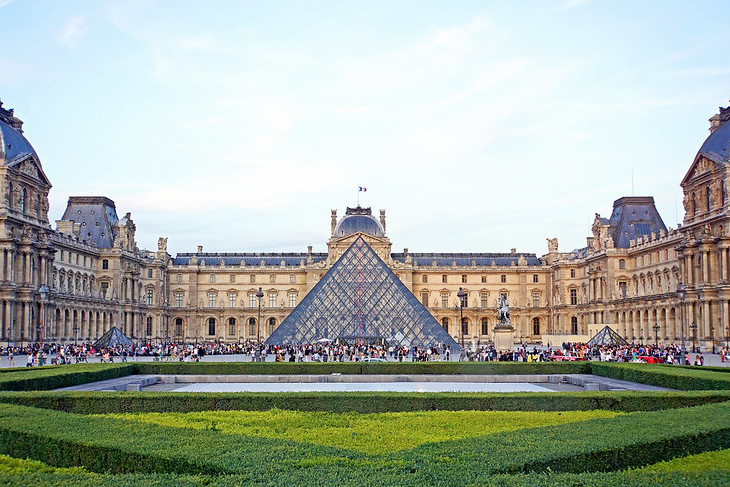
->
<box><xmin>725</xmin><ymin>325</ymin><xmax>729</xmax><ymax>349</ymax></box>
<box><xmin>457</xmin><ymin>287</ymin><xmax>467</xmax><ymax>350</ymax></box>
<box><xmin>697</xmin><ymin>290</ymin><xmax>703</xmax><ymax>353</ymax></box>
<box><xmin>676</xmin><ymin>282</ymin><xmax>686</xmax><ymax>355</ymax></box>
<box><xmin>6</xmin><ymin>326</ymin><xmax>10</xmax><ymax>349</ymax></box>
<box><xmin>711</xmin><ymin>319</ymin><xmax>716</xmax><ymax>354</ymax></box>
<box><xmin>72</xmin><ymin>324</ymin><xmax>79</xmax><ymax>346</ymax></box>
<box><xmin>652</xmin><ymin>324</ymin><xmax>660</xmax><ymax>347</ymax></box>
<box><xmin>256</xmin><ymin>287</ymin><xmax>264</xmax><ymax>359</ymax></box>
<box><xmin>690</xmin><ymin>323</ymin><xmax>697</xmax><ymax>353</ymax></box>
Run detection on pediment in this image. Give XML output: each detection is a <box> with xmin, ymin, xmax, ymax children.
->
<box><xmin>681</xmin><ymin>155</ymin><xmax>722</xmax><ymax>186</ymax></box>
<box><xmin>5</xmin><ymin>154</ymin><xmax>51</xmax><ymax>186</ymax></box>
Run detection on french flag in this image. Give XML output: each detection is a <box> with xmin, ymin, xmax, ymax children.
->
<box><xmin>359</xmin><ymin>186</ymin><xmax>367</xmax><ymax>192</ymax></box>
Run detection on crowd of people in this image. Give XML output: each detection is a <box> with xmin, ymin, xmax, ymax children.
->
<box><xmin>0</xmin><ymin>340</ymin><xmax>728</xmax><ymax>367</ymax></box>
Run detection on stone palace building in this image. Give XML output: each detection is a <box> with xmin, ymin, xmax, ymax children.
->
<box><xmin>1</xmin><ymin>99</ymin><xmax>729</xmax><ymax>350</ymax></box>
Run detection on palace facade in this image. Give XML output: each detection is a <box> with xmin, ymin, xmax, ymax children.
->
<box><xmin>1</xmin><ymin>99</ymin><xmax>729</xmax><ymax>350</ymax></box>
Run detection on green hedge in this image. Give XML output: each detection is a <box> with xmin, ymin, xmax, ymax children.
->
<box><xmin>0</xmin><ymin>364</ymin><xmax>133</xmax><ymax>391</ymax></box>
<box><xmin>132</xmin><ymin>361</ymin><xmax>591</xmax><ymax>375</ymax></box>
<box><xmin>590</xmin><ymin>363</ymin><xmax>730</xmax><ymax>390</ymax></box>
<box><xmin>1</xmin><ymin>390</ymin><xmax>729</xmax><ymax>414</ymax></box>
<box><xmin>0</xmin><ymin>401</ymin><xmax>727</xmax><ymax>482</ymax></box>
<box><xmin>0</xmin><ymin>471</ymin><xmax>727</xmax><ymax>487</ymax></box>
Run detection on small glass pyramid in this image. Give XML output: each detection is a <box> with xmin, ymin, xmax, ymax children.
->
<box><xmin>92</xmin><ymin>326</ymin><xmax>135</xmax><ymax>349</ymax></box>
<box><xmin>266</xmin><ymin>236</ymin><xmax>459</xmax><ymax>350</ymax></box>
<box><xmin>586</xmin><ymin>325</ymin><xmax>628</xmax><ymax>346</ymax></box>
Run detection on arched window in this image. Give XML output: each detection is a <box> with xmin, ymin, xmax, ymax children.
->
<box><xmin>228</xmin><ymin>317</ymin><xmax>236</xmax><ymax>335</ymax></box>
<box><xmin>248</xmin><ymin>317</ymin><xmax>256</xmax><ymax>336</ymax></box>
<box><xmin>146</xmin><ymin>316</ymin><xmax>153</xmax><ymax>337</ymax></box>
<box><xmin>570</xmin><ymin>316</ymin><xmax>578</xmax><ymax>335</ymax></box>
<box><xmin>618</xmin><ymin>259</ymin><xmax>625</xmax><ymax>269</ymax></box>
<box><xmin>21</xmin><ymin>188</ymin><xmax>26</xmax><ymax>213</ymax></box>
<box><xmin>481</xmin><ymin>318</ymin><xmax>489</xmax><ymax>335</ymax></box>
<box><xmin>175</xmin><ymin>318</ymin><xmax>183</xmax><ymax>337</ymax></box>
<box><xmin>532</xmin><ymin>317</ymin><xmax>540</xmax><ymax>335</ymax></box>
<box><xmin>441</xmin><ymin>318</ymin><xmax>449</xmax><ymax>333</ymax></box>
<box><xmin>208</xmin><ymin>318</ymin><xmax>216</xmax><ymax>335</ymax></box>
<box><xmin>461</xmin><ymin>318</ymin><xmax>469</xmax><ymax>336</ymax></box>
<box><xmin>268</xmin><ymin>317</ymin><xmax>277</xmax><ymax>335</ymax></box>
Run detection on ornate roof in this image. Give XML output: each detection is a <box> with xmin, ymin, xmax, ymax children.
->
<box><xmin>608</xmin><ymin>197</ymin><xmax>667</xmax><ymax>248</ymax></box>
<box><xmin>60</xmin><ymin>196</ymin><xmax>119</xmax><ymax>249</ymax></box>
<box><xmin>0</xmin><ymin>119</ymin><xmax>39</xmax><ymax>165</ymax></box>
<box><xmin>333</xmin><ymin>206</ymin><xmax>385</xmax><ymax>238</ymax></box>
<box><xmin>698</xmin><ymin>109</ymin><xmax>730</xmax><ymax>164</ymax></box>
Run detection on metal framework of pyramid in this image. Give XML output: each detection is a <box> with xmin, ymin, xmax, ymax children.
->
<box><xmin>586</xmin><ymin>325</ymin><xmax>628</xmax><ymax>347</ymax></box>
<box><xmin>266</xmin><ymin>236</ymin><xmax>460</xmax><ymax>350</ymax></box>
<box><xmin>92</xmin><ymin>326</ymin><xmax>135</xmax><ymax>349</ymax></box>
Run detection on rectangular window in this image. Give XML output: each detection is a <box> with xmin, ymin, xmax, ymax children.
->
<box><xmin>570</xmin><ymin>269</ymin><xmax>575</xmax><ymax>278</ymax></box>
<box><xmin>480</xmin><ymin>293</ymin><xmax>488</xmax><ymax>308</ymax></box>
<box><xmin>270</xmin><ymin>275</ymin><xmax>276</xmax><ymax>284</ymax></box>
<box><xmin>100</xmin><ymin>281</ymin><xmax>109</xmax><ymax>297</ymax></box>
<box><xmin>481</xmin><ymin>275</ymin><xmax>486</xmax><ymax>283</ymax></box>
<box><xmin>533</xmin><ymin>274</ymin><xmax>538</xmax><ymax>283</ymax></box>
<box><xmin>532</xmin><ymin>291</ymin><xmax>540</xmax><ymax>307</ymax></box>
<box><xmin>269</xmin><ymin>293</ymin><xmax>277</xmax><ymax>308</ymax></box>
<box><xmin>421</xmin><ymin>292</ymin><xmax>429</xmax><ymax>307</ymax></box>
<box><xmin>442</xmin><ymin>275</ymin><xmax>447</xmax><ymax>283</ymax></box>
<box><xmin>290</xmin><ymin>275</ymin><xmax>296</xmax><ymax>284</ymax></box>
<box><xmin>176</xmin><ymin>274</ymin><xmax>182</xmax><ymax>283</ymax></box>
<box><xmin>229</xmin><ymin>294</ymin><xmax>236</xmax><ymax>308</ymax></box>
<box><xmin>249</xmin><ymin>294</ymin><xmax>257</xmax><ymax>308</ymax></box>
<box><xmin>175</xmin><ymin>292</ymin><xmax>183</xmax><ymax>308</ymax></box>
<box><xmin>570</xmin><ymin>288</ymin><xmax>577</xmax><ymax>305</ymax></box>
<box><xmin>250</xmin><ymin>274</ymin><xmax>256</xmax><ymax>283</ymax></box>
<box><xmin>102</xmin><ymin>259</ymin><xmax>108</xmax><ymax>270</ymax></box>
<box><xmin>461</xmin><ymin>274</ymin><xmax>467</xmax><ymax>283</ymax></box>
<box><xmin>619</xmin><ymin>281</ymin><xmax>627</xmax><ymax>298</ymax></box>
<box><xmin>230</xmin><ymin>275</ymin><xmax>236</xmax><ymax>283</ymax></box>
<box><xmin>481</xmin><ymin>320</ymin><xmax>489</xmax><ymax>335</ymax></box>
<box><xmin>146</xmin><ymin>289</ymin><xmax>153</xmax><ymax>305</ymax></box>
<box><xmin>500</xmin><ymin>274</ymin><xmax>506</xmax><ymax>283</ymax></box>
<box><xmin>210</xmin><ymin>274</ymin><xmax>216</xmax><ymax>283</ymax></box>
<box><xmin>288</xmin><ymin>292</ymin><xmax>296</xmax><ymax>307</ymax></box>
<box><xmin>441</xmin><ymin>293</ymin><xmax>448</xmax><ymax>308</ymax></box>
<box><xmin>208</xmin><ymin>293</ymin><xmax>216</xmax><ymax>308</ymax></box>
<box><xmin>148</xmin><ymin>269</ymin><xmax>153</xmax><ymax>278</ymax></box>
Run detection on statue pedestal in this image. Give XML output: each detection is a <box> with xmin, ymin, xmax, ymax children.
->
<box><xmin>493</xmin><ymin>324</ymin><xmax>515</xmax><ymax>352</ymax></box>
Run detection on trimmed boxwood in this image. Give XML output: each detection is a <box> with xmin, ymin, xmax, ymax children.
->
<box><xmin>0</xmin><ymin>364</ymin><xmax>133</xmax><ymax>391</ymax></box>
<box><xmin>0</xmin><ymin>401</ymin><xmax>727</xmax><ymax>482</ymax></box>
<box><xmin>132</xmin><ymin>361</ymin><xmax>591</xmax><ymax>375</ymax></box>
<box><xmin>590</xmin><ymin>363</ymin><xmax>730</xmax><ymax>390</ymax></box>
<box><xmin>1</xmin><ymin>390</ymin><xmax>729</xmax><ymax>414</ymax></box>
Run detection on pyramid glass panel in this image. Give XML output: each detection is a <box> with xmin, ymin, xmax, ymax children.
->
<box><xmin>266</xmin><ymin>237</ymin><xmax>460</xmax><ymax>350</ymax></box>
<box><xmin>92</xmin><ymin>326</ymin><xmax>135</xmax><ymax>349</ymax></box>
<box><xmin>586</xmin><ymin>325</ymin><xmax>628</xmax><ymax>347</ymax></box>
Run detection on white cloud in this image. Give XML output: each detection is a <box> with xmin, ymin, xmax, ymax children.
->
<box><xmin>0</xmin><ymin>0</ymin><xmax>16</xmax><ymax>7</ymax></box>
<box><xmin>55</xmin><ymin>16</ymin><xmax>87</xmax><ymax>49</ymax></box>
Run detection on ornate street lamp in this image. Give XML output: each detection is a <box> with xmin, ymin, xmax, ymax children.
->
<box><xmin>256</xmin><ymin>287</ymin><xmax>264</xmax><ymax>358</ymax></box>
<box><xmin>72</xmin><ymin>324</ymin><xmax>79</xmax><ymax>346</ymax></box>
<box><xmin>710</xmin><ymin>320</ymin><xmax>716</xmax><ymax>354</ymax></box>
<box><xmin>457</xmin><ymin>287</ymin><xmax>467</xmax><ymax>350</ymax></box>
<box><xmin>690</xmin><ymin>323</ymin><xmax>698</xmax><ymax>353</ymax></box>
<box><xmin>652</xmin><ymin>323</ymin><xmax>660</xmax><ymax>347</ymax></box>
<box><xmin>6</xmin><ymin>326</ymin><xmax>10</xmax><ymax>349</ymax></box>
<box><xmin>676</xmin><ymin>282</ymin><xmax>686</xmax><ymax>355</ymax></box>
<box><xmin>725</xmin><ymin>325</ymin><xmax>730</xmax><ymax>349</ymax></box>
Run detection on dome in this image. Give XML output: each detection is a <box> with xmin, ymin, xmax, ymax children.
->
<box><xmin>698</xmin><ymin>116</ymin><xmax>730</xmax><ymax>164</ymax></box>
<box><xmin>333</xmin><ymin>207</ymin><xmax>385</xmax><ymax>238</ymax></box>
<box><xmin>0</xmin><ymin>119</ymin><xmax>39</xmax><ymax>164</ymax></box>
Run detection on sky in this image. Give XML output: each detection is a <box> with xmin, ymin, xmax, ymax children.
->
<box><xmin>1</xmin><ymin>0</ymin><xmax>729</xmax><ymax>257</ymax></box>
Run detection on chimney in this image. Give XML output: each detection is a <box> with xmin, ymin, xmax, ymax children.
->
<box><xmin>331</xmin><ymin>209</ymin><xmax>337</xmax><ymax>236</ymax></box>
<box><xmin>379</xmin><ymin>209</ymin><xmax>386</xmax><ymax>232</ymax></box>
<box><xmin>709</xmin><ymin>105</ymin><xmax>730</xmax><ymax>133</ymax></box>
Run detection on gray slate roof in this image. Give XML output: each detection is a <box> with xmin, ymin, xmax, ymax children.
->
<box><xmin>0</xmin><ymin>120</ymin><xmax>38</xmax><ymax>164</ymax></box>
<box><xmin>60</xmin><ymin>197</ymin><xmax>119</xmax><ymax>249</ymax></box>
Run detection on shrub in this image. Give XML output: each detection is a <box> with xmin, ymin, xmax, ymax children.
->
<box><xmin>590</xmin><ymin>363</ymin><xmax>730</xmax><ymax>390</ymax></box>
<box><xmin>0</xmin><ymin>364</ymin><xmax>133</xmax><ymax>391</ymax></box>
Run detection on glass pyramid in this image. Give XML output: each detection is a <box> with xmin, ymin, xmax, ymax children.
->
<box><xmin>92</xmin><ymin>326</ymin><xmax>135</xmax><ymax>349</ymax></box>
<box><xmin>586</xmin><ymin>325</ymin><xmax>628</xmax><ymax>347</ymax></box>
<box><xmin>266</xmin><ymin>236</ymin><xmax>460</xmax><ymax>350</ymax></box>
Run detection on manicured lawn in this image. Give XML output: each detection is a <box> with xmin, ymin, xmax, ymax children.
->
<box><xmin>100</xmin><ymin>409</ymin><xmax>619</xmax><ymax>453</ymax></box>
